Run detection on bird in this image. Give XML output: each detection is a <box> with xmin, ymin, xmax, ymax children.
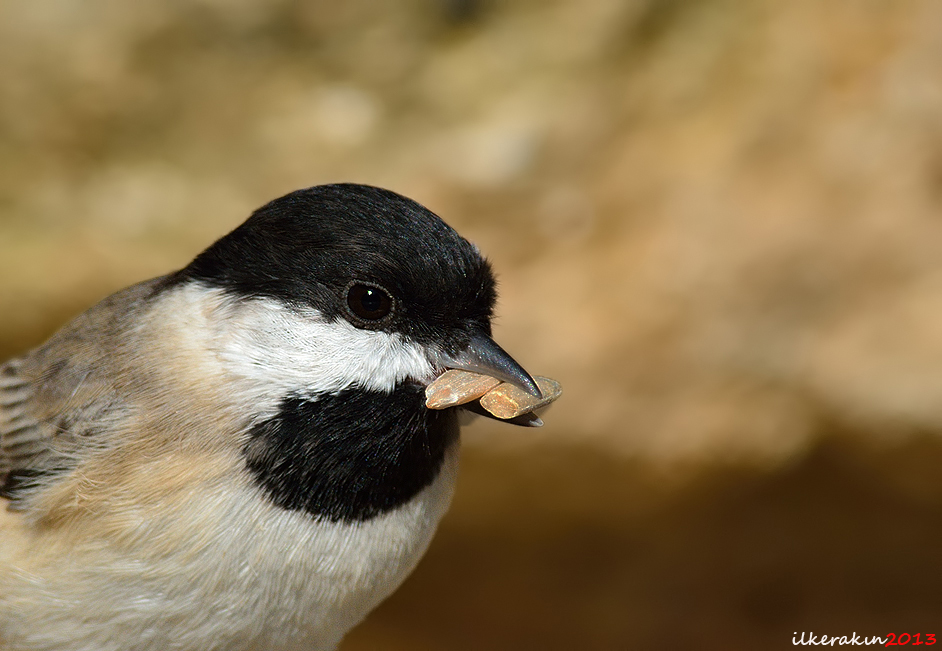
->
<box><xmin>0</xmin><ymin>183</ymin><xmax>541</xmax><ymax>651</ymax></box>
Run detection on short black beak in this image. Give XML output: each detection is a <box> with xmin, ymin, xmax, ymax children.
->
<box><xmin>440</xmin><ymin>331</ymin><xmax>542</xmax><ymax>398</ymax></box>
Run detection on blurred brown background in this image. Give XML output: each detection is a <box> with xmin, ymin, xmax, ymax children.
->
<box><xmin>2</xmin><ymin>0</ymin><xmax>941</xmax><ymax>647</ymax></box>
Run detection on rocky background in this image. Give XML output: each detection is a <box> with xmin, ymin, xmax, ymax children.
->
<box><xmin>2</xmin><ymin>0</ymin><xmax>941</xmax><ymax>647</ymax></box>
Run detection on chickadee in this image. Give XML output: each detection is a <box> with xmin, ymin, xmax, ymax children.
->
<box><xmin>0</xmin><ymin>184</ymin><xmax>540</xmax><ymax>651</ymax></box>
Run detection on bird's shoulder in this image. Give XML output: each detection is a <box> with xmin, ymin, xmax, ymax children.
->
<box><xmin>0</xmin><ymin>278</ymin><xmax>166</xmax><ymax>504</ymax></box>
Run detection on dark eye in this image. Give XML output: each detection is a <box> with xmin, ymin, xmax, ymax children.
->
<box><xmin>346</xmin><ymin>283</ymin><xmax>393</xmax><ymax>322</ymax></box>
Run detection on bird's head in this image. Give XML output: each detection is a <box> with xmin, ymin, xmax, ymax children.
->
<box><xmin>176</xmin><ymin>182</ymin><xmax>539</xmax><ymax>405</ymax></box>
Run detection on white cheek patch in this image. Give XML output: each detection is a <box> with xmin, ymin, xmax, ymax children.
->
<box><xmin>195</xmin><ymin>287</ymin><xmax>435</xmax><ymax>398</ymax></box>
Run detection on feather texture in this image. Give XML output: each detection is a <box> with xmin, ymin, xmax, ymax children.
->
<box><xmin>0</xmin><ymin>278</ymin><xmax>461</xmax><ymax>650</ymax></box>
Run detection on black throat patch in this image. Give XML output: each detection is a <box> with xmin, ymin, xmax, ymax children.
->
<box><xmin>243</xmin><ymin>383</ymin><xmax>459</xmax><ymax>522</ymax></box>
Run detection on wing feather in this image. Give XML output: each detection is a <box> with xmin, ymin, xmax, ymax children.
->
<box><xmin>0</xmin><ymin>279</ymin><xmax>162</xmax><ymax>502</ymax></box>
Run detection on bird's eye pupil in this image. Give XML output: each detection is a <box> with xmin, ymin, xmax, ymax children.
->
<box><xmin>346</xmin><ymin>283</ymin><xmax>393</xmax><ymax>322</ymax></box>
<box><xmin>360</xmin><ymin>289</ymin><xmax>383</xmax><ymax>313</ymax></box>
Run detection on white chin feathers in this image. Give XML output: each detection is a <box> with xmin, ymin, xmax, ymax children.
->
<box><xmin>179</xmin><ymin>284</ymin><xmax>435</xmax><ymax>399</ymax></box>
